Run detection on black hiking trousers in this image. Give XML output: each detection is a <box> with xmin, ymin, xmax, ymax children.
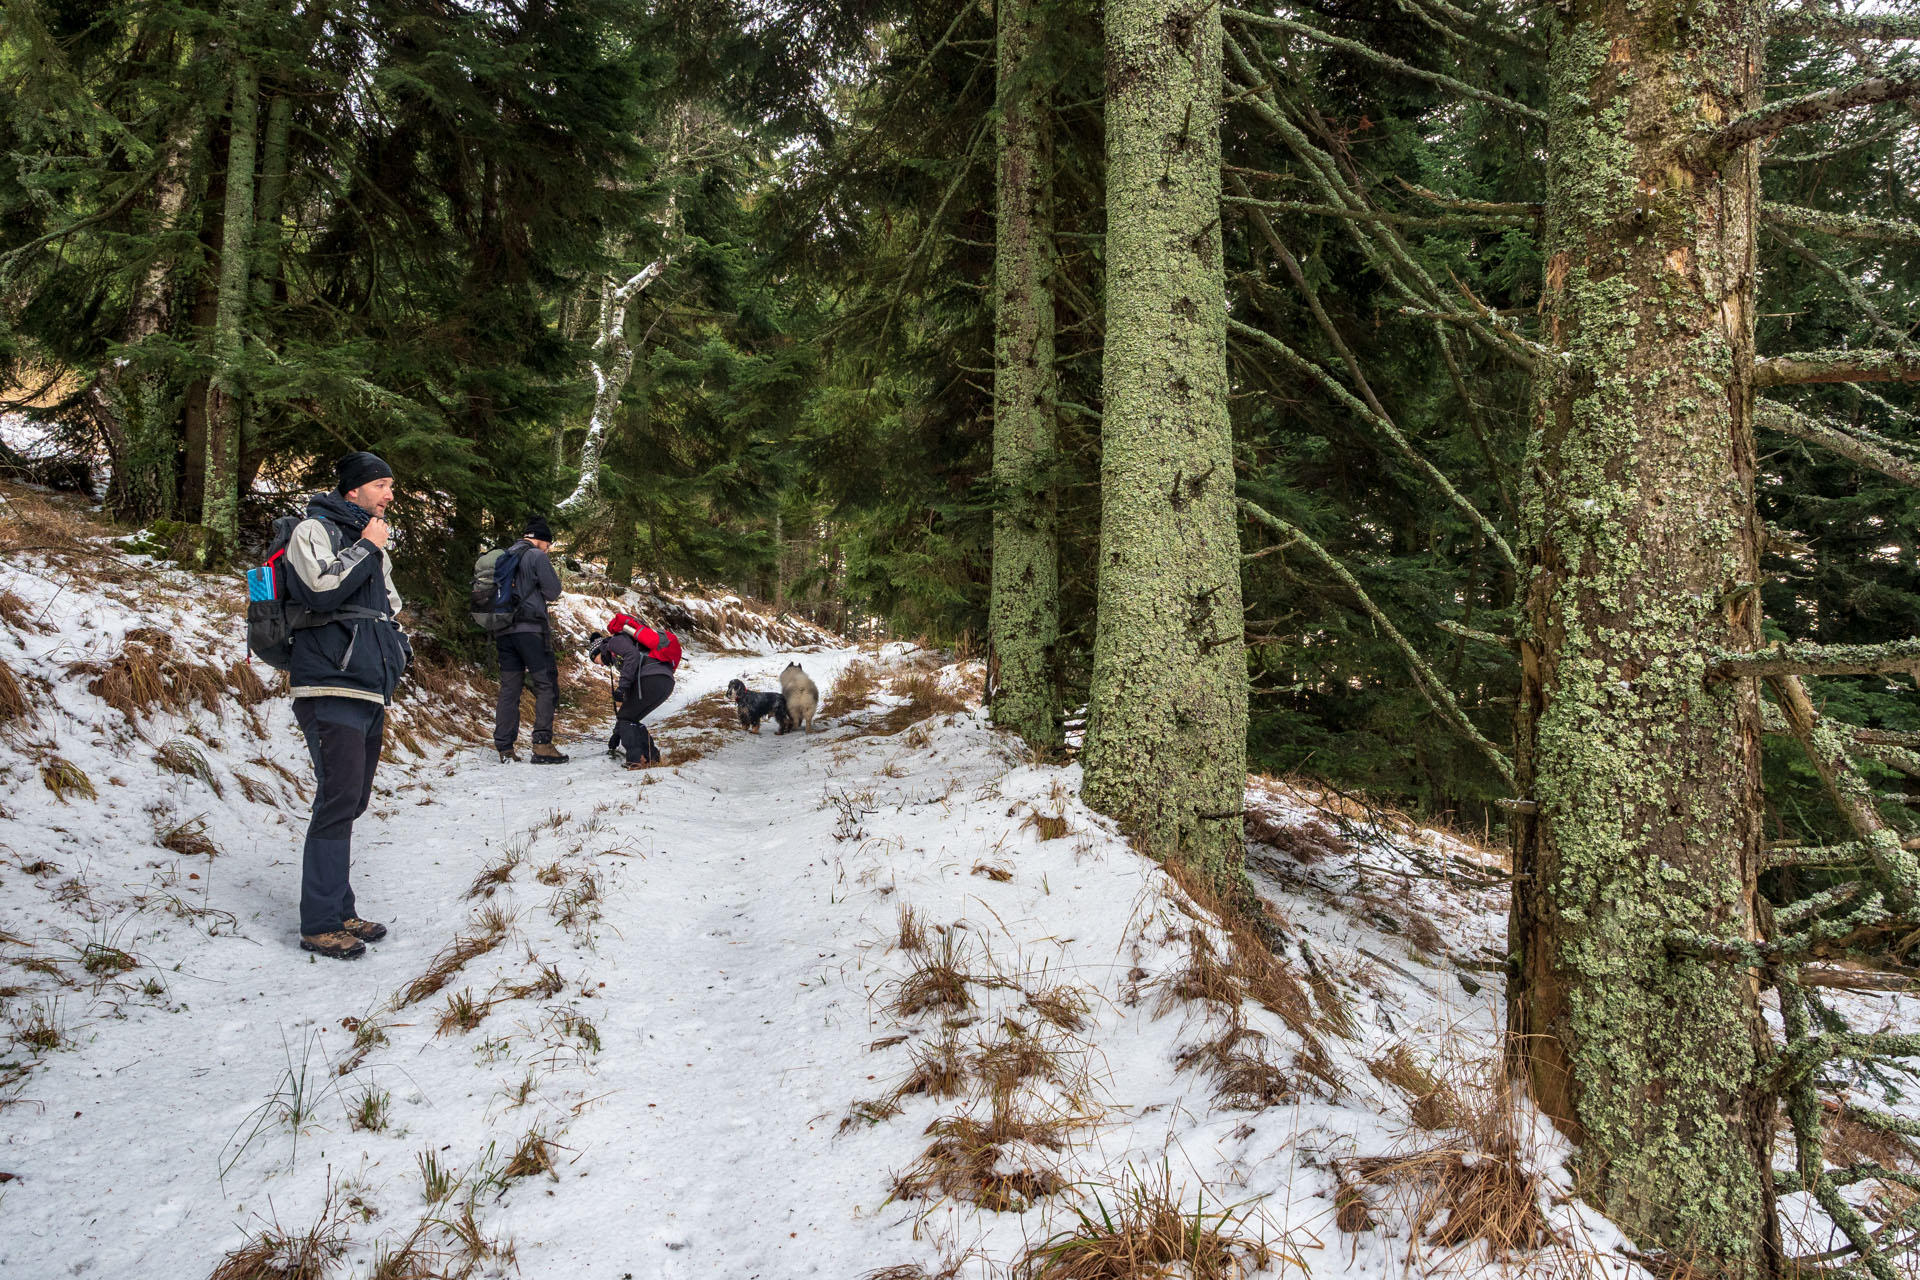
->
<box><xmin>494</xmin><ymin>631</ymin><xmax>558</xmax><ymax>750</ymax></box>
<box><xmin>294</xmin><ymin>696</ymin><xmax>384</xmax><ymax>936</ymax></box>
<box><xmin>613</xmin><ymin>673</ymin><xmax>674</xmax><ymax>763</ymax></box>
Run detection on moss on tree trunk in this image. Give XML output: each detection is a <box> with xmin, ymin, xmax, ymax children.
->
<box><xmin>199</xmin><ymin>31</ymin><xmax>261</xmax><ymax>557</ymax></box>
<box><xmin>989</xmin><ymin>0</ymin><xmax>1063</xmax><ymax>752</ymax></box>
<box><xmin>1083</xmin><ymin>0</ymin><xmax>1246</xmax><ymax>884</ymax></box>
<box><xmin>1510</xmin><ymin>0</ymin><xmax>1779</xmax><ymax>1269</ymax></box>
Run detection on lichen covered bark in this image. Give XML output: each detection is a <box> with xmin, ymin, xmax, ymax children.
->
<box><xmin>1083</xmin><ymin>0</ymin><xmax>1246</xmax><ymax>882</ymax></box>
<box><xmin>200</xmin><ymin>41</ymin><xmax>260</xmax><ymax>553</ymax></box>
<box><xmin>989</xmin><ymin>0</ymin><xmax>1062</xmax><ymax>751</ymax></box>
<box><xmin>1510</xmin><ymin>0</ymin><xmax>1779</xmax><ymax>1269</ymax></box>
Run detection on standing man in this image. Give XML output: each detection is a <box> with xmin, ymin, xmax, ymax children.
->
<box><xmin>286</xmin><ymin>451</ymin><xmax>412</xmax><ymax>960</ymax></box>
<box><xmin>493</xmin><ymin>516</ymin><xmax>570</xmax><ymax>764</ymax></box>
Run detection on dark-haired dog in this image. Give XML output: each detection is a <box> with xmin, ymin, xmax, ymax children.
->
<box><xmin>728</xmin><ymin>679</ymin><xmax>793</xmax><ymax>734</ymax></box>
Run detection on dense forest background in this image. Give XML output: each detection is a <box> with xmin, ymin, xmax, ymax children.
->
<box><xmin>2</xmin><ymin>0</ymin><xmax>1915</xmax><ymax>833</ymax></box>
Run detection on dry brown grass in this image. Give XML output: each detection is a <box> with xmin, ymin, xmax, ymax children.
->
<box><xmin>1025</xmin><ymin>812</ymin><xmax>1071</xmax><ymax>841</ymax></box>
<box><xmin>866</xmin><ymin>668</ymin><xmax>971</xmax><ymax>736</ymax></box>
<box><xmin>0</xmin><ymin>655</ymin><xmax>34</xmax><ymax>728</ymax></box>
<box><xmin>206</xmin><ymin>1190</ymin><xmax>352</xmax><ymax>1280</ymax></box>
<box><xmin>397</xmin><ymin>907</ymin><xmax>512</xmax><ymax>1007</ymax></box>
<box><xmin>895</xmin><ymin>903</ymin><xmax>928</xmax><ymax>953</ymax></box>
<box><xmin>502</xmin><ymin>1128</ymin><xmax>558</xmax><ymax>1182</ymax></box>
<box><xmin>1175</xmin><ymin>1015</ymin><xmax>1296</xmax><ymax>1111</ymax></box>
<box><xmin>465</xmin><ymin>844</ymin><xmax>523</xmax><ymax>900</ymax></box>
<box><xmin>1368</xmin><ymin>1044</ymin><xmax>1470</xmax><ymax>1130</ymax></box>
<box><xmin>0</xmin><ymin>588</ymin><xmax>40</xmax><ymax>633</ymax></box>
<box><xmin>154</xmin><ymin>737</ymin><xmax>224</xmax><ymax>798</ymax></box>
<box><xmin>226</xmin><ymin>660</ymin><xmax>269</xmax><ymax>706</ymax></box>
<box><xmin>1023</xmin><ymin>984</ymin><xmax>1091</xmax><ymax>1034</ymax></box>
<box><xmin>40</xmin><ymin>755</ymin><xmax>96</xmax><ymax>803</ymax></box>
<box><xmin>158</xmin><ymin>814</ymin><xmax>221</xmax><ymax>858</ymax></box>
<box><xmin>891</xmin><ymin>932</ymin><xmax>977</xmax><ymax>1019</ymax></box>
<box><xmin>72</xmin><ymin>627</ymin><xmax>225</xmax><ymax>726</ymax></box>
<box><xmin>824</xmin><ymin>659</ymin><xmax>881</xmax><ymax>718</ymax></box>
<box><xmin>1014</xmin><ymin>1166</ymin><xmax>1282</xmax><ymax>1279</ymax></box>
<box><xmin>247</xmin><ymin>755</ymin><xmax>307</xmax><ymax>800</ymax></box>
<box><xmin>435</xmin><ymin>988</ymin><xmax>492</xmax><ymax>1037</ymax></box>
<box><xmin>502</xmin><ymin>961</ymin><xmax>565</xmax><ymax>1001</ymax></box>
<box><xmin>889</xmin><ymin>1090</ymin><xmax>1070</xmax><ymax>1212</ymax></box>
<box><xmin>1245</xmin><ymin>809</ymin><xmax>1346</xmax><ymax>863</ymax></box>
<box><xmin>661</xmin><ymin>690</ymin><xmax>739</xmax><ymax>732</ymax></box>
<box><xmin>1159</xmin><ymin>856</ymin><xmax>1335</xmax><ymax>1043</ymax></box>
<box><xmin>972</xmin><ymin>861</ymin><xmax>1014</xmax><ymax>883</ymax></box>
<box><xmin>1339</xmin><ymin>1060</ymin><xmax>1559</xmax><ymax>1258</ymax></box>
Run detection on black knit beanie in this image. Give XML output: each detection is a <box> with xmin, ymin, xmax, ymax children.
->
<box><xmin>523</xmin><ymin>515</ymin><xmax>554</xmax><ymax>542</ymax></box>
<box><xmin>335</xmin><ymin>451</ymin><xmax>393</xmax><ymax>495</ymax></box>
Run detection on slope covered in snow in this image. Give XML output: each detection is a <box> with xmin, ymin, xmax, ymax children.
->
<box><xmin>0</xmin><ymin>482</ymin><xmax>1910</xmax><ymax>1279</ymax></box>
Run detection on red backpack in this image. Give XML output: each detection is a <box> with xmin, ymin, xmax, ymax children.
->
<box><xmin>608</xmin><ymin>612</ymin><xmax>682</xmax><ymax>669</ymax></box>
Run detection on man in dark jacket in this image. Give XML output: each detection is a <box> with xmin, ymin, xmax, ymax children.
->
<box><xmin>593</xmin><ymin>628</ymin><xmax>675</xmax><ymax>768</ymax></box>
<box><xmin>284</xmin><ymin>451</ymin><xmax>412</xmax><ymax>960</ymax></box>
<box><xmin>493</xmin><ymin>516</ymin><xmax>569</xmax><ymax>764</ymax></box>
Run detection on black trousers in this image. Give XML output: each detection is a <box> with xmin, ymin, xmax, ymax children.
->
<box><xmin>612</xmin><ymin>673</ymin><xmax>674</xmax><ymax>763</ymax></box>
<box><xmin>494</xmin><ymin>631</ymin><xmax>558</xmax><ymax>749</ymax></box>
<box><xmin>294</xmin><ymin>696</ymin><xmax>384</xmax><ymax>935</ymax></box>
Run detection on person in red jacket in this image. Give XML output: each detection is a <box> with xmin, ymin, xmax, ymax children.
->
<box><xmin>591</xmin><ymin>621</ymin><xmax>676</xmax><ymax>768</ymax></box>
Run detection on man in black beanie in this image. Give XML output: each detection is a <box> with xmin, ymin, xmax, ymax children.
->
<box><xmin>492</xmin><ymin>515</ymin><xmax>569</xmax><ymax>764</ymax></box>
<box><xmin>281</xmin><ymin>451</ymin><xmax>411</xmax><ymax>959</ymax></box>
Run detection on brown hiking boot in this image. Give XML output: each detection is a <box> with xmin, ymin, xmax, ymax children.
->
<box><xmin>341</xmin><ymin>917</ymin><xmax>388</xmax><ymax>943</ymax></box>
<box><xmin>300</xmin><ymin>931</ymin><xmax>366</xmax><ymax>960</ymax></box>
<box><xmin>530</xmin><ymin>743</ymin><xmax>570</xmax><ymax>765</ymax></box>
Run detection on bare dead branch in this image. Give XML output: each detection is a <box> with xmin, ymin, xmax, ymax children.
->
<box><xmin>1712</xmin><ymin>69</ymin><xmax>1920</xmax><ymax>152</ymax></box>
<box><xmin>1762</xmin><ymin>201</ymin><xmax>1920</xmax><ymax>247</ymax></box>
<box><xmin>1757</xmin><ymin>400</ymin><xmax>1920</xmax><ymax>487</ymax></box>
<box><xmin>1755</xmin><ymin>349</ymin><xmax>1920</xmax><ymax>387</ymax></box>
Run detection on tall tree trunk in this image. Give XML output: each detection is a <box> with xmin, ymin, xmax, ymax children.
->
<box><xmin>98</xmin><ymin>96</ymin><xmax>203</xmax><ymax>523</ymax></box>
<box><xmin>1509</xmin><ymin>0</ymin><xmax>1777</xmax><ymax>1270</ymax></box>
<box><xmin>199</xmin><ymin>34</ymin><xmax>261</xmax><ymax>554</ymax></box>
<box><xmin>989</xmin><ymin>0</ymin><xmax>1062</xmax><ymax>752</ymax></box>
<box><xmin>1082</xmin><ymin>0</ymin><xmax>1246</xmax><ymax>883</ymax></box>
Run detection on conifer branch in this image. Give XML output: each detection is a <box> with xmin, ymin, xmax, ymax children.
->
<box><xmin>1711</xmin><ymin>69</ymin><xmax>1920</xmax><ymax>153</ymax></box>
<box><xmin>1221</xmin><ymin>194</ymin><xmax>1529</xmax><ymax>230</ymax></box>
<box><xmin>1762</xmin><ymin>201</ymin><xmax>1920</xmax><ymax>248</ymax></box>
<box><xmin>1772</xmin><ymin>7</ymin><xmax>1920</xmax><ymax>42</ymax></box>
<box><xmin>1229</xmin><ymin>318</ymin><xmax>1519</xmax><ymax>568</ymax></box>
<box><xmin>1754</xmin><ymin>348</ymin><xmax>1920</xmax><ymax>387</ymax></box>
<box><xmin>1221</xmin><ymin>8</ymin><xmax>1546</xmax><ymax>123</ymax></box>
<box><xmin>1711</xmin><ymin>638</ymin><xmax>1920</xmax><ymax>680</ymax></box>
<box><xmin>1768</xmin><ymin>228</ymin><xmax>1914</xmax><ymax>351</ymax></box>
<box><xmin>1757</xmin><ymin>400</ymin><xmax>1920</xmax><ymax>488</ymax></box>
<box><xmin>1239</xmin><ymin>498</ymin><xmax>1516</xmax><ymax>787</ymax></box>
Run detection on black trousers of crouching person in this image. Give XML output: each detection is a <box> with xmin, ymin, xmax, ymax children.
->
<box><xmin>294</xmin><ymin>696</ymin><xmax>384</xmax><ymax>936</ymax></box>
<box><xmin>613</xmin><ymin>673</ymin><xmax>674</xmax><ymax>763</ymax></box>
<box><xmin>494</xmin><ymin>631</ymin><xmax>558</xmax><ymax>751</ymax></box>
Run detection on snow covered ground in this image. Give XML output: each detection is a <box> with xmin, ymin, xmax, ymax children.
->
<box><xmin>0</xmin><ymin>482</ymin><xmax>1903</xmax><ymax>1279</ymax></box>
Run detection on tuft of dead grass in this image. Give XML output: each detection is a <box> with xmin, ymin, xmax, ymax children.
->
<box><xmin>158</xmin><ymin>814</ymin><xmax>221</xmax><ymax>858</ymax></box>
<box><xmin>1176</xmin><ymin>1015</ymin><xmax>1296</xmax><ymax>1111</ymax></box>
<box><xmin>206</xmin><ymin>1187</ymin><xmax>353</xmax><ymax>1280</ymax></box>
<box><xmin>891</xmin><ymin>932</ymin><xmax>976</xmax><ymax>1019</ymax></box>
<box><xmin>889</xmin><ymin>1090</ymin><xmax>1070</xmax><ymax>1212</ymax></box>
<box><xmin>865</xmin><ymin>668</ymin><xmax>971</xmax><ymax>736</ymax></box>
<box><xmin>397</xmin><ymin>908</ymin><xmax>513</xmax><ymax>1007</ymax></box>
<box><xmin>154</xmin><ymin>737</ymin><xmax>224</xmax><ymax>798</ymax></box>
<box><xmin>226</xmin><ymin>660</ymin><xmax>269</xmax><ymax>706</ymax></box>
<box><xmin>1338</xmin><ymin>1064</ymin><xmax>1560</xmax><ymax>1257</ymax></box>
<box><xmin>1025</xmin><ymin>812</ymin><xmax>1070</xmax><ymax>841</ymax></box>
<box><xmin>1024</xmin><ymin>984</ymin><xmax>1091</xmax><ymax>1034</ymax></box>
<box><xmin>465</xmin><ymin>844</ymin><xmax>524</xmax><ymax>900</ymax></box>
<box><xmin>972</xmin><ymin>862</ymin><xmax>1014</xmax><ymax>883</ymax></box>
<box><xmin>825</xmin><ymin>659</ymin><xmax>881</xmax><ymax>718</ymax></box>
<box><xmin>1246</xmin><ymin>809</ymin><xmax>1346</xmax><ymax>863</ymax></box>
<box><xmin>73</xmin><ymin>627</ymin><xmax>225</xmax><ymax>726</ymax></box>
<box><xmin>895</xmin><ymin>903</ymin><xmax>928</xmax><ymax>953</ymax></box>
<box><xmin>40</xmin><ymin>756</ymin><xmax>96</xmax><ymax>803</ymax></box>
<box><xmin>1370</xmin><ymin>1044</ymin><xmax>1468</xmax><ymax>1130</ymax></box>
<box><xmin>502</xmin><ymin>1128</ymin><xmax>558</xmax><ymax>1182</ymax></box>
<box><xmin>0</xmin><ymin>654</ymin><xmax>34</xmax><ymax>727</ymax></box>
<box><xmin>1015</xmin><ymin>1165</ymin><xmax>1283</xmax><ymax>1279</ymax></box>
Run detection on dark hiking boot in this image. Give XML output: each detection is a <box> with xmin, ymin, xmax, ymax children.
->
<box><xmin>530</xmin><ymin>743</ymin><xmax>570</xmax><ymax>765</ymax></box>
<box><xmin>498</xmin><ymin>750</ymin><xmax>518</xmax><ymax>763</ymax></box>
<box><xmin>300</xmin><ymin>931</ymin><xmax>366</xmax><ymax>960</ymax></box>
<box><xmin>341</xmin><ymin>917</ymin><xmax>388</xmax><ymax>943</ymax></box>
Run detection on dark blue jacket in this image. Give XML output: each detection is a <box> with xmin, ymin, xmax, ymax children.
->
<box><xmin>285</xmin><ymin>492</ymin><xmax>410</xmax><ymax>705</ymax></box>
